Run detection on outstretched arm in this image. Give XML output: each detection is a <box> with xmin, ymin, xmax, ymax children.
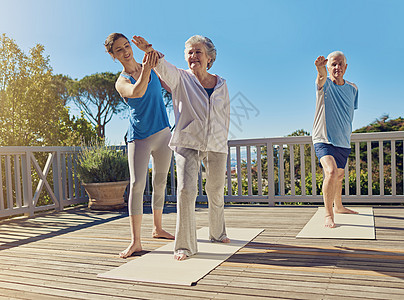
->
<box><xmin>315</xmin><ymin>56</ymin><xmax>328</xmax><ymax>89</ymax></box>
<box><xmin>116</xmin><ymin>51</ymin><xmax>159</xmax><ymax>99</ymax></box>
<box><xmin>132</xmin><ymin>35</ymin><xmax>180</xmax><ymax>90</ymax></box>
<box><xmin>132</xmin><ymin>36</ymin><xmax>154</xmax><ymax>53</ymax></box>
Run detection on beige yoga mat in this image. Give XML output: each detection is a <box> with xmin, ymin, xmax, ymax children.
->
<box><xmin>296</xmin><ymin>207</ymin><xmax>375</xmax><ymax>239</ymax></box>
<box><xmin>98</xmin><ymin>227</ymin><xmax>263</xmax><ymax>286</ymax></box>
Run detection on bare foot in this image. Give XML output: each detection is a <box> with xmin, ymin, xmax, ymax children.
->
<box><xmin>325</xmin><ymin>215</ymin><xmax>336</xmax><ymax>228</ymax></box>
<box><xmin>152</xmin><ymin>228</ymin><xmax>175</xmax><ymax>240</ymax></box>
<box><xmin>334</xmin><ymin>207</ymin><xmax>358</xmax><ymax>214</ymax></box>
<box><xmin>119</xmin><ymin>242</ymin><xmax>142</xmax><ymax>258</ymax></box>
<box><xmin>221</xmin><ymin>237</ymin><xmax>231</xmax><ymax>243</ymax></box>
<box><xmin>174</xmin><ymin>250</ymin><xmax>188</xmax><ymax>261</ymax></box>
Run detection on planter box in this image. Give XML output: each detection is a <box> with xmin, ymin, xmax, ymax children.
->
<box><xmin>82</xmin><ymin>181</ymin><xmax>129</xmax><ymax>210</ymax></box>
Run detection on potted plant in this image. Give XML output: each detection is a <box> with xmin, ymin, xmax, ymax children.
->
<box><xmin>76</xmin><ymin>142</ymin><xmax>129</xmax><ymax>210</ymax></box>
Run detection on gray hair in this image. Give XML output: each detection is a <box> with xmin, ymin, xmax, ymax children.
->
<box><xmin>184</xmin><ymin>35</ymin><xmax>216</xmax><ymax>70</ymax></box>
<box><xmin>327</xmin><ymin>51</ymin><xmax>347</xmax><ymax>67</ymax></box>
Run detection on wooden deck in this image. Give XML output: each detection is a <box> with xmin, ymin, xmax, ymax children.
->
<box><xmin>1</xmin><ymin>204</ymin><xmax>404</xmax><ymax>300</ymax></box>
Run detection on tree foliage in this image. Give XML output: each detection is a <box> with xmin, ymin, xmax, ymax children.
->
<box><xmin>69</xmin><ymin>72</ymin><xmax>125</xmax><ymax>139</ymax></box>
<box><xmin>354</xmin><ymin>114</ymin><xmax>404</xmax><ymax>133</ymax></box>
<box><xmin>0</xmin><ymin>34</ymin><xmax>97</xmax><ymax>146</ymax></box>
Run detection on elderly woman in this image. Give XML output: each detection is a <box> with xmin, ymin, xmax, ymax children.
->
<box><xmin>133</xmin><ymin>35</ymin><xmax>231</xmax><ymax>260</ymax></box>
<box><xmin>104</xmin><ymin>33</ymin><xmax>174</xmax><ymax>258</ymax></box>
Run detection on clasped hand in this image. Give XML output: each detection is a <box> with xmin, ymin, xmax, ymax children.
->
<box><xmin>142</xmin><ymin>51</ymin><xmax>158</xmax><ymax>69</ymax></box>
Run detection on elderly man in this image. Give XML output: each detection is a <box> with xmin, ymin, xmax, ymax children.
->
<box><xmin>312</xmin><ymin>51</ymin><xmax>359</xmax><ymax>228</ymax></box>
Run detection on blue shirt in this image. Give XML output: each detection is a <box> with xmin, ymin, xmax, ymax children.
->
<box><xmin>312</xmin><ymin>77</ymin><xmax>358</xmax><ymax>149</ymax></box>
<box><xmin>121</xmin><ymin>70</ymin><xmax>170</xmax><ymax>141</ymax></box>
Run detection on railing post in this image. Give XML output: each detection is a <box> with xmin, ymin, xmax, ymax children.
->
<box><xmin>391</xmin><ymin>140</ymin><xmax>396</xmax><ymax>196</ymax></box>
<box><xmin>236</xmin><ymin>146</ymin><xmax>242</xmax><ymax>196</ymax></box>
<box><xmin>267</xmin><ymin>141</ymin><xmax>275</xmax><ymax>206</ymax></box>
<box><xmin>22</xmin><ymin>150</ymin><xmax>34</xmax><ymax>217</ymax></box>
<box><xmin>53</xmin><ymin>150</ymin><xmax>64</xmax><ymax>211</ymax></box>
<box><xmin>379</xmin><ymin>141</ymin><xmax>384</xmax><ymax>196</ymax></box>
<box><xmin>367</xmin><ymin>141</ymin><xmax>372</xmax><ymax>196</ymax></box>
<box><xmin>227</xmin><ymin>146</ymin><xmax>232</xmax><ymax>196</ymax></box>
<box><xmin>300</xmin><ymin>144</ymin><xmax>306</xmax><ymax>196</ymax></box>
<box><xmin>355</xmin><ymin>142</ymin><xmax>360</xmax><ymax>196</ymax></box>
<box><xmin>0</xmin><ymin>156</ymin><xmax>4</xmax><ymax>212</ymax></box>
<box><xmin>310</xmin><ymin>144</ymin><xmax>317</xmax><ymax>196</ymax></box>
<box><xmin>14</xmin><ymin>155</ymin><xmax>22</xmax><ymax>208</ymax></box>
<box><xmin>170</xmin><ymin>154</ymin><xmax>176</xmax><ymax>200</ymax></box>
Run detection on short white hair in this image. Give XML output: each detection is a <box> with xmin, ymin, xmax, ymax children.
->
<box><xmin>184</xmin><ymin>35</ymin><xmax>216</xmax><ymax>70</ymax></box>
<box><xmin>327</xmin><ymin>51</ymin><xmax>347</xmax><ymax>67</ymax></box>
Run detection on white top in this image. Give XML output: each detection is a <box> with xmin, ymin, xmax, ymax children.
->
<box><xmin>155</xmin><ymin>57</ymin><xmax>230</xmax><ymax>154</ymax></box>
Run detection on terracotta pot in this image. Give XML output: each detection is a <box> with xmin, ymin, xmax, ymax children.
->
<box><xmin>82</xmin><ymin>181</ymin><xmax>129</xmax><ymax>210</ymax></box>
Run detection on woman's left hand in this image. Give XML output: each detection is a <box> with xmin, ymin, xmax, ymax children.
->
<box><xmin>132</xmin><ymin>35</ymin><xmax>153</xmax><ymax>53</ymax></box>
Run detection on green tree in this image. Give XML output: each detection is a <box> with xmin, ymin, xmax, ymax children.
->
<box><xmin>351</xmin><ymin>115</ymin><xmax>403</xmax><ymax>196</ymax></box>
<box><xmin>354</xmin><ymin>114</ymin><xmax>404</xmax><ymax>133</ymax></box>
<box><xmin>0</xmin><ymin>34</ymin><xmax>97</xmax><ymax>146</ymax></box>
<box><xmin>69</xmin><ymin>72</ymin><xmax>125</xmax><ymax>139</ymax></box>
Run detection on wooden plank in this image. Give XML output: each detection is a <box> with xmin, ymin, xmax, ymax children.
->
<box><xmin>226</xmin><ymin>147</ymin><xmax>232</xmax><ymax>196</ymax></box>
<box><xmin>355</xmin><ymin>142</ymin><xmax>360</xmax><ymax>195</ymax></box>
<box><xmin>170</xmin><ymin>155</ymin><xmax>176</xmax><ymax>197</ymax></box>
<box><xmin>14</xmin><ymin>155</ymin><xmax>22</xmax><ymax>208</ymax></box>
<box><xmin>367</xmin><ymin>141</ymin><xmax>372</xmax><ymax>196</ymax></box>
<box><xmin>345</xmin><ymin>154</ymin><xmax>349</xmax><ymax>196</ymax></box>
<box><xmin>5</xmin><ymin>155</ymin><xmax>13</xmax><ymax>209</ymax></box>
<box><xmin>290</xmin><ymin>144</ymin><xmax>295</xmax><ymax>195</ymax></box>
<box><xmin>0</xmin><ymin>271</ymin><xmax>219</xmax><ymax>299</ymax></box>
<box><xmin>279</xmin><ymin>145</ymin><xmax>285</xmax><ymax>196</ymax></box>
<box><xmin>300</xmin><ymin>144</ymin><xmax>306</xmax><ymax>196</ymax></box>
<box><xmin>310</xmin><ymin>144</ymin><xmax>316</xmax><ymax>196</ymax></box>
<box><xmin>379</xmin><ymin>141</ymin><xmax>384</xmax><ymax>196</ymax></box>
<box><xmin>257</xmin><ymin>145</ymin><xmax>263</xmax><ymax>196</ymax></box>
<box><xmin>267</xmin><ymin>142</ymin><xmax>275</xmax><ymax>205</ymax></box>
<box><xmin>0</xmin><ymin>286</ymin><xmax>79</xmax><ymax>300</ymax></box>
<box><xmin>0</xmin><ymin>156</ymin><xmax>4</xmax><ymax>211</ymax></box>
<box><xmin>67</xmin><ymin>154</ymin><xmax>74</xmax><ymax>200</ymax></box>
<box><xmin>392</xmin><ymin>140</ymin><xmax>396</xmax><ymax>196</ymax></box>
<box><xmin>247</xmin><ymin>146</ymin><xmax>252</xmax><ymax>196</ymax></box>
<box><xmin>236</xmin><ymin>146</ymin><xmax>241</xmax><ymax>196</ymax></box>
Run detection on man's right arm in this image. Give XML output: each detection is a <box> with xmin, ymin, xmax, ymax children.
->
<box><xmin>315</xmin><ymin>56</ymin><xmax>328</xmax><ymax>89</ymax></box>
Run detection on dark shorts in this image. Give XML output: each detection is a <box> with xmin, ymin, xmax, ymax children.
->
<box><xmin>314</xmin><ymin>143</ymin><xmax>351</xmax><ymax>169</ymax></box>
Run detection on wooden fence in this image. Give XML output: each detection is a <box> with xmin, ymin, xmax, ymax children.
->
<box><xmin>1</xmin><ymin>131</ymin><xmax>403</xmax><ymax>219</ymax></box>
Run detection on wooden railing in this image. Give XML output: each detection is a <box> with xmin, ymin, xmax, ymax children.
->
<box><xmin>1</xmin><ymin>131</ymin><xmax>403</xmax><ymax>219</ymax></box>
<box><xmin>223</xmin><ymin>131</ymin><xmax>404</xmax><ymax>205</ymax></box>
<box><xmin>0</xmin><ymin>146</ymin><xmax>86</xmax><ymax>218</ymax></box>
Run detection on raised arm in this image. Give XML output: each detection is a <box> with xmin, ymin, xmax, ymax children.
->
<box><xmin>132</xmin><ymin>36</ymin><xmax>154</xmax><ymax>53</ymax></box>
<box><xmin>315</xmin><ymin>56</ymin><xmax>328</xmax><ymax>89</ymax></box>
<box><xmin>132</xmin><ymin>35</ymin><xmax>181</xmax><ymax>90</ymax></box>
<box><xmin>116</xmin><ymin>51</ymin><xmax>158</xmax><ymax>99</ymax></box>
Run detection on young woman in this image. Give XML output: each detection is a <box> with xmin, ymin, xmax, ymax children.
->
<box><xmin>104</xmin><ymin>33</ymin><xmax>174</xmax><ymax>258</ymax></box>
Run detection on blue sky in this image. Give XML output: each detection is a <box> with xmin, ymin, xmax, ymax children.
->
<box><xmin>2</xmin><ymin>0</ymin><xmax>403</xmax><ymax>145</ymax></box>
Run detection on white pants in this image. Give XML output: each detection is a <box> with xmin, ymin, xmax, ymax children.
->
<box><xmin>174</xmin><ymin>147</ymin><xmax>228</xmax><ymax>257</ymax></box>
<box><xmin>127</xmin><ymin>127</ymin><xmax>172</xmax><ymax>215</ymax></box>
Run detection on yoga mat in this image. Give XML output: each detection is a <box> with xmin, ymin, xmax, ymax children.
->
<box><xmin>98</xmin><ymin>227</ymin><xmax>263</xmax><ymax>286</ymax></box>
<box><xmin>296</xmin><ymin>207</ymin><xmax>375</xmax><ymax>239</ymax></box>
